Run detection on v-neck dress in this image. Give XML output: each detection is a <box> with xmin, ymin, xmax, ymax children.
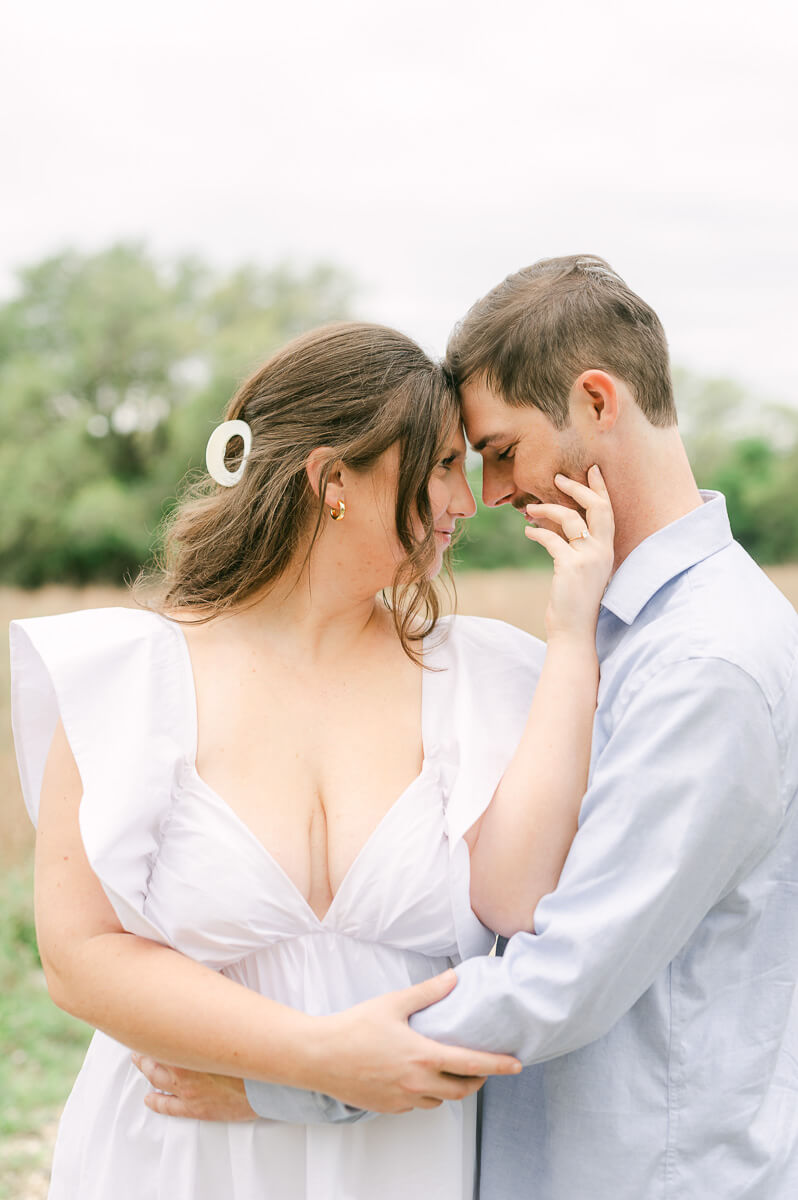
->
<box><xmin>11</xmin><ymin>607</ymin><xmax>544</xmax><ymax>1200</ymax></box>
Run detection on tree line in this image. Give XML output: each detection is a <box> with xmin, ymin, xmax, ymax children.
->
<box><xmin>1</xmin><ymin>244</ymin><xmax>796</xmax><ymax>586</ymax></box>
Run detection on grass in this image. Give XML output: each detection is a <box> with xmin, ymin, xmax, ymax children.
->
<box><xmin>0</xmin><ymin>585</ymin><xmax>125</xmax><ymax>1199</ymax></box>
<box><xmin>0</xmin><ymin>862</ymin><xmax>92</xmax><ymax>1200</ymax></box>
<box><xmin>1</xmin><ymin>567</ymin><xmax>797</xmax><ymax>1197</ymax></box>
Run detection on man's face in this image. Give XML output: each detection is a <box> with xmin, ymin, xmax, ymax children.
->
<box><xmin>460</xmin><ymin>377</ymin><xmax>592</xmax><ymax>521</ymax></box>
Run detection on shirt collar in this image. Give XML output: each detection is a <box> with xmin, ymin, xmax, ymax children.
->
<box><xmin>600</xmin><ymin>491</ymin><xmax>733</xmax><ymax>625</ymax></box>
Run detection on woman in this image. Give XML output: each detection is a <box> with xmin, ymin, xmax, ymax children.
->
<box><xmin>11</xmin><ymin>322</ymin><xmax>613</xmax><ymax>1199</ymax></box>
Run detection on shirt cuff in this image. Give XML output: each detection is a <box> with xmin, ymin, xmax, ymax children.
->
<box><xmin>244</xmin><ymin>1078</ymin><xmax>373</xmax><ymax>1125</ymax></box>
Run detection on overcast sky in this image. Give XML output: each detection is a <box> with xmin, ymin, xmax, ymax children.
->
<box><xmin>3</xmin><ymin>0</ymin><xmax>797</xmax><ymax>405</ymax></box>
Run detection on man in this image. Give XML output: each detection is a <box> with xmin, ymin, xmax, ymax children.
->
<box><xmin>137</xmin><ymin>257</ymin><xmax>798</xmax><ymax>1197</ymax></box>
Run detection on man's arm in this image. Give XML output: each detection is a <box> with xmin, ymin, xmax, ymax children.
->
<box><xmin>411</xmin><ymin>657</ymin><xmax>783</xmax><ymax>1060</ymax></box>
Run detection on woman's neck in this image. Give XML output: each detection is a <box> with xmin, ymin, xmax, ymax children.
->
<box><xmin>213</xmin><ymin>546</ymin><xmax>392</xmax><ymax>667</ymax></box>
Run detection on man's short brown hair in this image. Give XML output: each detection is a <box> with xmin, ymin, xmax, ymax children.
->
<box><xmin>446</xmin><ymin>254</ymin><xmax>677</xmax><ymax>429</ymax></box>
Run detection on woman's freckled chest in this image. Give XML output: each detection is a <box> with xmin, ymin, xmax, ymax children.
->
<box><xmin>188</xmin><ymin>629</ymin><xmax>424</xmax><ymax>916</ymax></box>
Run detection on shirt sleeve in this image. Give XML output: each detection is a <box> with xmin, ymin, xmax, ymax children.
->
<box><xmin>410</xmin><ymin>656</ymin><xmax>784</xmax><ymax>1061</ymax></box>
<box><xmin>243</xmin><ymin>1080</ymin><xmax>370</xmax><ymax>1124</ymax></box>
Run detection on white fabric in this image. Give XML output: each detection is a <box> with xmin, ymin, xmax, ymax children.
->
<box><xmin>10</xmin><ymin>606</ymin><xmax>543</xmax><ymax>1200</ymax></box>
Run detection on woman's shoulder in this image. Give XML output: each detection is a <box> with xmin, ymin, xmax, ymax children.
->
<box><xmin>11</xmin><ymin>603</ymin><xmax>168</xmax><ymax>645</ymax></box>
<box><xmin>426</xmin><ymin>614</ymin><xmax>545</xmax><ymax>728</ymax></box>
<box><xmin>434</xmin><ymin>613</ymin><xmax>546</xmax><ymax>671</ymax></box>
<box><xmin>10</xmin><ymin>604</ymin><xmax>189</xmax><ymax>757</ymax></box>
<box><xmin>11</xmin><ymin>604</ymin><xmax>192</xmax><ymax>832</ymax></box>
<box><xmin>11</xmin><ymin>604</ymin><xmax>183</xmax><ymax>679</ymax></box>
<box><xmin>11</xmin><ymin>606</ymin><xmax>193</xmax><ymax>942</ymax></box>
<box><xmin>427</xmin><ymin>615</ymin><xmax>544</xmax><ymax>848</ymax></box>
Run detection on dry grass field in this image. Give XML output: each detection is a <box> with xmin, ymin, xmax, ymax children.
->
<box><xmin>3</xmin><ymin>566</ymin><xmax>798</xmax><ymax>863</ymax></box>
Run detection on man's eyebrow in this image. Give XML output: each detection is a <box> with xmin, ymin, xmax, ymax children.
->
<box><xmin>470</xmin><ymin>434</ymin><xmax>504</xmax><ymax>452</ymax></box>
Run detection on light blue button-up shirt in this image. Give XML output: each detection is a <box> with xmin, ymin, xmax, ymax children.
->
<box><xmin>411</xmin><ymin>491</ymin><xmax>798</xmax><ymax>1199</ymax></box>
<box><xmin>247</xmin><ymin>493</ymin><xmax>798</xmax><ymax>1198</ymax></box>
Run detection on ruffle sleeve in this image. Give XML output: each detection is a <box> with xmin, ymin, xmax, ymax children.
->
<box><xmin>426</xmin><ymin>616</ymin><xmax>546</xmax><ymax>958</ymax></box>
<box><xmin>10</xmin><ymin>607</ymin><xmax>192</xmax><ymax>942</ymax></box>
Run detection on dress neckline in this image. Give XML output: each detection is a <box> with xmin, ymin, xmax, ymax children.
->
<box><xmin>160</xmin><ymin>612</ymin><xmax>440</xmax><ymax>926</ymax></box>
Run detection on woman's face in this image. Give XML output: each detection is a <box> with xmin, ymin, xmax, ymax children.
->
<box><xmin>424</xmin><ymin>423</ymin><xmax>477</xmax><ymax>576</ymax></box>
<box><xmin>337</xmin><ymin>423</ymin><xmax>476</xmax><ymax>587</ymax></box>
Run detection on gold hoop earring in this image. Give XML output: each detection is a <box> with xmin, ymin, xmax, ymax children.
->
<box><xmin>329</xmin><ymin>499</ymin><xmax>346</xmax><ymax>521</ymax></box>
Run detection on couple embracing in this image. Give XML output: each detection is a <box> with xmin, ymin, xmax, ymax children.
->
<box><xmin>11</xmin><ymin>255</ymin><xmax>798</xmax><ymax>1199</ymax></box>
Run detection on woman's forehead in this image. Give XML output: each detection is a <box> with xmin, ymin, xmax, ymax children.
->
<box><xmin>445</xmin><ymin>420</ymin><xmax>468</xmax><ymax>452</ymax></box>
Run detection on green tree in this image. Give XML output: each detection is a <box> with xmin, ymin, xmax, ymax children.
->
<box><xmin>0</xmin><ymin>245</ymin><xmax>354</xmax><ymax>585</ymax></box>
<box><xmin>676</xmin><ymin>368</ymin><xmax>798</xmax><ymax>563</ymax></box>
<box><xmin>3</xmin><ymin>252</ymin><xmax>797</xmax><ymax>583</ymax></box>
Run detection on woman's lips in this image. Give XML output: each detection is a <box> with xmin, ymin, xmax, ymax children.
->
<box><xmin>434</xmin><ymin>529</ymin><xmax>454</xmax><ymax>543</ymax></box>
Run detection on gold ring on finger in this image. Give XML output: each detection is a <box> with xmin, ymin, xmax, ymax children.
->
<box><xmin>568</xmin><ymin>530</ymin><xmax>590</xmax><ymax>543</ymax></box>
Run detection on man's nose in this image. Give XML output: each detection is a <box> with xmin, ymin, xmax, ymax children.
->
<box><xmin>481</xmin><ymin>466</ymin><xmax>515</xmax><ymax>508</ymax></box>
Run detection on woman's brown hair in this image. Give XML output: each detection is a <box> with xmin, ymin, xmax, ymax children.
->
<box><xmin>140</xmin><ymin>322</ymin><xmax>459</xmax><ymax>660</ymax></box>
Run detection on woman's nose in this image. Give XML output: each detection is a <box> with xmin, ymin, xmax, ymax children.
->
<box><xmin>461</xmin><ymin>479</ymin><xmax>477</xmax><ymax>518</ymax></box>
<box><xmin>450</xmin><ymin>469</ymin><xmax>477</xmax><ymax>518</ymax></box>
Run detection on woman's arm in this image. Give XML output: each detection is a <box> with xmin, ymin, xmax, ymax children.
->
<box><xmin>36</xmin><ymin>721</ymin><xmax>519</xmax><ymax>1111</ymax></box>
<box><xmin>466</xmin><ymin>467</ymin><xmax>614</xmax><ymax>936</ymax></box>
<box><xmin>36</xmin><ymin>719</ymin><xmax>317</xmax><ymax>1077</ymax></box>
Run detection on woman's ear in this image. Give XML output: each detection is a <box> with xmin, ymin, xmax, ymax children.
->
<box><xmin>305</xmin><ymin>447</ymin><xmax>344</xmax><ymax>509</ymax></box>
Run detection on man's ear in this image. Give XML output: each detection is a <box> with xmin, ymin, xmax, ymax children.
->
<box><xmin>571</xmin><ymin>370</ymin><xmax>620</xmax><ymax>431</ymax></box>
<box><xmin>306</xmin><ymin>447</ymin><xmax>344</xmax><ymax>509</ymax></box>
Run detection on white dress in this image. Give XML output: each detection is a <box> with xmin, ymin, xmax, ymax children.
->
<box><xmin>10</xmin><ymin>607</ymin><xmax>544</xmax><ymax>1200</ymax></box>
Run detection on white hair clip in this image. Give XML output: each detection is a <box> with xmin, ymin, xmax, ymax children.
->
<box><xmin>205</xmin><ymin>419</ymin><xmax>252</xmax><ymax>487</ymax></box>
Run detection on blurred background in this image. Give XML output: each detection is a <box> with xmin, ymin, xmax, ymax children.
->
<box><xmin>1</xmin><ymin>0</ymin><xmax>797</xmax><ymax>1194</ymax></box>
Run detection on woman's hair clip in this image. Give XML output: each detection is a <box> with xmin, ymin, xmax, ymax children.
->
<box><xmin>205</xmin><ymin>419</ymin><xmax>252</xmax><ymax>487</ymax></box>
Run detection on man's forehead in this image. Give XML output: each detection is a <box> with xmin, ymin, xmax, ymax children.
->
<box><xmin>461</xmin><ymin>405</ymin><xmax>532</xmax><ymax>453</ymax></box>
<box><xmin>460</xmin><ymin>379</ymin><xmax>515</xmax><ymax>447</ymax></box>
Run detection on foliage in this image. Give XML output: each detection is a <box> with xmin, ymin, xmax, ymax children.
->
<box><xmin>674</xmin><ymin>367</ymin><xmax>798</xmax><ymax>565</ymax></box>
<box><xmin>0</xmin><ymin>246</ymin><xmax>797</xmax><ymax>583</ymax></box>
<box><xmin>0</xmin><ymin>245</ymin><xmax>354</xmax><ymax>585</ymax></box>
<box><xmin>0</xmin><ymin>861</ymin><xmax>91</xmax><ymax>1153</ymax></box>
